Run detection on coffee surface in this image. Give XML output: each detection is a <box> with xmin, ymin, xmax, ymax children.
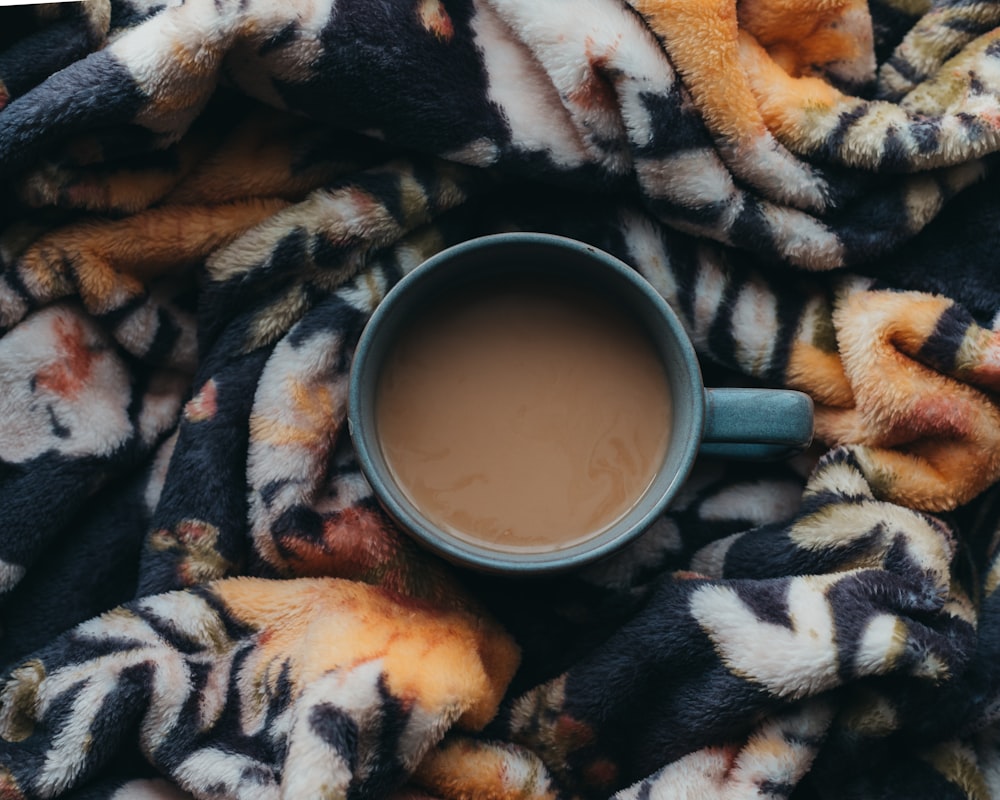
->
<box><xmin>375</xmin><ymin>277</ymin><xmax>672</xmax><ymax>551</ymax></box>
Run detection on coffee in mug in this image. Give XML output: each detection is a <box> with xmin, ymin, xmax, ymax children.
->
<box><xmin>374</xmin><ymin>276</ymin><xmax>672</xmax><ymax>552</ymax></box>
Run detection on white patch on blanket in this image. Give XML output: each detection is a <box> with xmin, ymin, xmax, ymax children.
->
<box><xmin>613</xmin><ymin>746</ymin><xmax>735</xmax><ymax>800</ymax></box>
<box><xmin>689</xmin><ymin>533</ymin><xmax>738</xmax><ymax>579</ymax></box>
<box><xmin>619</xmin><ymin>209</ymin><xmax>680</xmax><ymax>309</ymax></box>
<box><xmin>442</xmin><ymin>137</ymin><xmax>501</xmax><ymax>167</ymax></box>
<box><xmin>0</xmin><ymin>558</ymin><xmax>26</xmax><ymax>593</ymax></box>
<box><xmin>281</xmin><ymin>661</ymin><xmax>447</xmax><ymax>797</ymax></box>
<box><xmin>491</xmin><ymin>742</ymin><xmax>557</xmax><ymax>796</ymax></box>
<box><xmin>136</xmin><ymin>370</ymin><xmax>189</xmax><ymax>448</ymax></box>
<box><xmin>38</xmin><ymin>668</ymin><xmax>143</xmax><ymax>795</ymax></box>
<box><xmin>144</xmin><ymin>432</ymin><xmax>179</xmax><ymax>513</ymax></box>
<box><xmin>0</xmin><ymin>304</ymin><xmax>132</xmax><ymax>462</ymax></box>
<box><xmin>112</xmin><ymin>0</ymin><xmax>239</xmax><ymax>137</ymax></box>
<box><xmin>114</xmin><ymin>287</ymin><xmax>197</xmax><ymax>373</ymax></box>
<box><xmin>731</xmin><ymin>281</ymin><xmax>779</xmax><ymax>375</ymax></box>
<box><xmin>338</xmin><ymin>268</ymin><xmax>389</xmax><ymax>315</ymax></box>
<box><xmin>853</xmin><ymin>613</ymin><xmax>903</xmax><ymax>675</ymax></box>
<box><xmin>484</xmin><ymin>0</ymin><xmax>664</xmax><ymax>174</ymax></box>
<box><xmin>720</xmin><ymin>134</ymin><xmax>830</xmax><ymax>214</ymax></box>
<box><xmin>699</xmin><ymin>479</ymin><xmax>802</xmax><ymax>527</ymax></box>
<box><xmin>70</xmin><ymin>605</ymin><xmax>198</xmax><ymax>744</ymax></box>
<box><xmin>113</xmin><ymin>303</ymin><xmax>159</xmax><ymax>357</ymax></box>
<box><xmin>901</xmin><ymin>174</ymin><xmax>943</xmax><ymax>234</ymax></box>
<box><xmin>107</xmin><ymin>0</ymin><xmax>183</xmax><ymax>45</ymax></box>
<box><xmin>281</xmin><ymin>671</ymin><xmax>358</xmax><ymax>799</ymax></box>
<box><xmin>690</xmin><ymin>249</ymin><xmax>729</xmax><ymax>349</ymax></box>
<box><xmin>173</xmin><ymin>748</ymin><xmax>279</xmax><ymax>799</ymax></box>
<box><xmin>789</xmin><ymin>500</ymin><xmax>952</xmax><ymax>585</ymax></box>
<box><xmin>606</xmin><ymin>31</ymin><xmax>680</xmax><ymax>149</ymax></box>
<box><xmin>135</xmin><ymin>590</ymin><xmax>231</xmax><ymax>658</ymax></box>
<box><xmin>396</xmin><ymin>703</ymin><xmax>447</xmax><ymax>772</ymax></box>
<box><xmin>28</xmin><ymin>627</ymin><xmax>188</xmax><ymax>798</ymax></box>
<box><xmin>762</xmin><ymin>205</ymin><xmax>844</xmax><ymax>270</ymax></box>
<box><xmin>812</xmin><ymin>1</ymin><xmax>876</xmax><ymax>90</ymax></box>
<box><xmin>250</xmin><ymin>328</ymin><xmax>347</xmax><ymax>483</ymax></box>
<box><xmin>0</xmin><ymin>277</ymin><xmax>28</xmax><ymax>330</ymax></box>
<box><xmin>691</xmin><ymin>575</ymin><xmax>840</xmax><ymax>699</ymax></box>
<box><xmin>224</xmin><ymin>0</ymin><xmax>339</xmax><ymax>108</ymax></box>
<box><xmin>394</xmin><ymin>238</ymin><xmax>447</xmax><ymax>279</ymax></box>
<box><xmin>471</xmin><ymin>1</ymin><xmax>589</xmax><ymax>167</ymax></box>
<box><xmin>314</xmin><ymin>468</ymin><xmax>373</xmax><ymax>515</ymax></box>
<box><xmin>727</xmin><ymin>698</ymin><xmax>834</xmax><ymax>794</ymax></box>
<box><xmin>246</xmin><ymin>321</ymin><xmax>350</xmax><ymax>569</ymax></box>
<box><xmin>614</xmin><ymin>697</ymin><xmax>833</xmax><ymax>799</ymax></box>
<box><xmin>641</xmin><ymin>149</ymin><xmax>740</xmax><ymax>212</ymax></box>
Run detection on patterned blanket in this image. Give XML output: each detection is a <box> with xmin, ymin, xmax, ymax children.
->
<box><xmin>2</xmin><ymin>0</ymin><xmax>1000</xmax><ymax>797</ymax></box>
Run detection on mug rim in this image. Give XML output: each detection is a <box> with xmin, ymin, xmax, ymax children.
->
<box><xmin>348</xmin><ymin>232</ymin><xmax>706</xmax><ymax>575</ymax></box>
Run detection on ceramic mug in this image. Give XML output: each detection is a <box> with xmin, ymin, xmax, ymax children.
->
<box><xmin>348</xmin><ymin>233</ymin><xmax>813</xmax><ymax>575</ymax></box>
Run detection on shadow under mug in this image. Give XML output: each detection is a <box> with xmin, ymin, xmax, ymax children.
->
<box><xmin>348</xmin><ymin>233</ymin><xmax>814</xmax><ymax>575</ymax></box>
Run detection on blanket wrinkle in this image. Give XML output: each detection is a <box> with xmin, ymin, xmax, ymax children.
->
<box><xmin>4</xmin><ymin>0</ymin><xmax>1000</xmax><ymax>798</ymax></box>
<box><xmin>0</xmin><ymin>578</ymin><xmax>519</xmax><ymax>799</ymax></box>
<box><xmin>488</xmin><ymin>449</ymin><xmax>976</xmax><ymax>797</ymax></box>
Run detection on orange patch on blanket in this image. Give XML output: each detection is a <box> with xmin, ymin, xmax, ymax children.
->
<box><xmin>249</xmin><ymin>380</ymin><xmax>339</xmax><ymax>449</ymax></box>
<box><xmin>634</xmin><ymin>0</ymin><xmax>766</xmax><ymax>143</ymax></box>
<box><xmin>820</xmin><ymin>288</ymin><xmax>1000</xmax><ymax>510</ymax></box>
<box><xmin>554</xmin><ymin>713</ymin><xmax>595</xmax><ymax>748</ymax></box>
<box><xmin>277</xmin><ymin>505</ymin><xmax>400</xmax><ymax>578</ymax></box>
<box><xmin>566</xmin><ymin>36</ymin><xmax>620</xmax><ymax>112</ymax></box>
<box><xmin>418</xmin><ymin>0</ymin><xmax>454</xmax><ymax>42</ymax></box>
<box><xmin>147</xmin><ymin>519</ymin><xmax>237</xmax><ymax>585</ymax></box>
<box><xmin>11</xmin><ymin>199</ymin><xmax>287</xmax><ymax>332</ymax></box>
<box><xmin>906</xmin><ymin>394</ymin><xmax>973</xmax><ymax>439</ymax></box>
<box><xmin>739</xmin><ymin>33</ymin><xmax>846</xmax><ymax>135</ymax></box>
<box><xmin>216</xmin><ymin>577</ymin><xmax>520</xmax><ymax>731</ymax></box>
<box><xmin>184</xmin><ymin>379</ymin><xmax>218</xmax><ymax>423</ymax></box>
<box><xmin>0</xmin><ymin>768</ymin><xmax>24</xmax><ymax>800</ymax></box>
<box><xmin>784</xmin><ymin>341</ymin><xmax>853</xmax><ymax>408</ymax></box>
<box><xmin>415</xmin><ymin>736</ymin><xmax>560</xmax><ymax>800</ymax></box>
<box><xmin>739</xmin><ymin>0</ymin><xmax>871</xmax><ymax>80</ymax></box>
<box><xmin>582</xmin><ymin>758</ymin><xmax>618</xmax><ymax>789</ymax></box>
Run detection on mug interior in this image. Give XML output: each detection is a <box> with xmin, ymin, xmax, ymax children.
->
<box><xmin>348</xmin><ymin>233</ymin><xmax>705</xmax><ymax>574</ymax></box>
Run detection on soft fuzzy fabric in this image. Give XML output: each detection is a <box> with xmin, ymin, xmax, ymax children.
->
<box><xmin>3</xmin><ymin>0</ymin><xmax>1000</xmax><ymax>798</ymax></box>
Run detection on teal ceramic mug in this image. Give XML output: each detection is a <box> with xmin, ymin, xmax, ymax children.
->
<box><xmin>348</xmin><ymin>233</ymin><xmax>813</xmax><ymax>575</ymax></box>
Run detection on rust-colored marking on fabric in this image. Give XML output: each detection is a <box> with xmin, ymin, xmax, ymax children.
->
<box><xmin>35</xmin><ymin>316</ymin><xmax>99</xmax><ymax>399</ymax></box>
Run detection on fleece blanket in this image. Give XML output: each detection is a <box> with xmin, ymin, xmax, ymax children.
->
<box><xmin>3</xmin><ymin>0</ymin><xmax>1000</xmax><ymax>797</ymax></box>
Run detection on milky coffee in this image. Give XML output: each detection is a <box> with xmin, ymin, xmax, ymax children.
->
<box><xmin>375</xmin><ymin>277</ymin><xmax>672</xmax><ymax>552</ymax></box>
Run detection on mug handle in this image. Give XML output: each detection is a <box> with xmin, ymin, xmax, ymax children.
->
<box><xmin>700</xmin><ymin>388</ymin><xmax>814</xmax><ymax>460</ymax></box>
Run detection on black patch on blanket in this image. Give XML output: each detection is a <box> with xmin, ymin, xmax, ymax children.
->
<box><xmin>0</xmin><ymin>50</ymin><xmax>148</xmax><ymax>179</ymax></box>
<box><xmin>635</xmin><ymin>83</ymin><xmax>714</xmax><ymax>155</ymax></box>
<box><xmin>0</xmin><ymin>474</ymin><xmax>147</xmax><ymax>669</ymax></box>
<box><xmin>0</xmin><ymin>15</ymin><xmax>100</xmax><ymax>102</ymax></box>
<box><xmin>861</xmin><ymin>170</ymin><xmax>1000</xmax><ymax>325</ymax></box>
<box><xmin>272</xmin><ymin>0</ymin><xmax>507</xmax><ymax>166</ymax></box>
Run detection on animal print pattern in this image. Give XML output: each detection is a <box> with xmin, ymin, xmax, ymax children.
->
<box><xmin>2</xmin><ymin>0</ymin><xmax>1000</xmax><ymax>798</ymax></box>
<box><xmin>0</xmin><ymin>578</ymin><xmax>519</xmax><ymax>798</ymax></box>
